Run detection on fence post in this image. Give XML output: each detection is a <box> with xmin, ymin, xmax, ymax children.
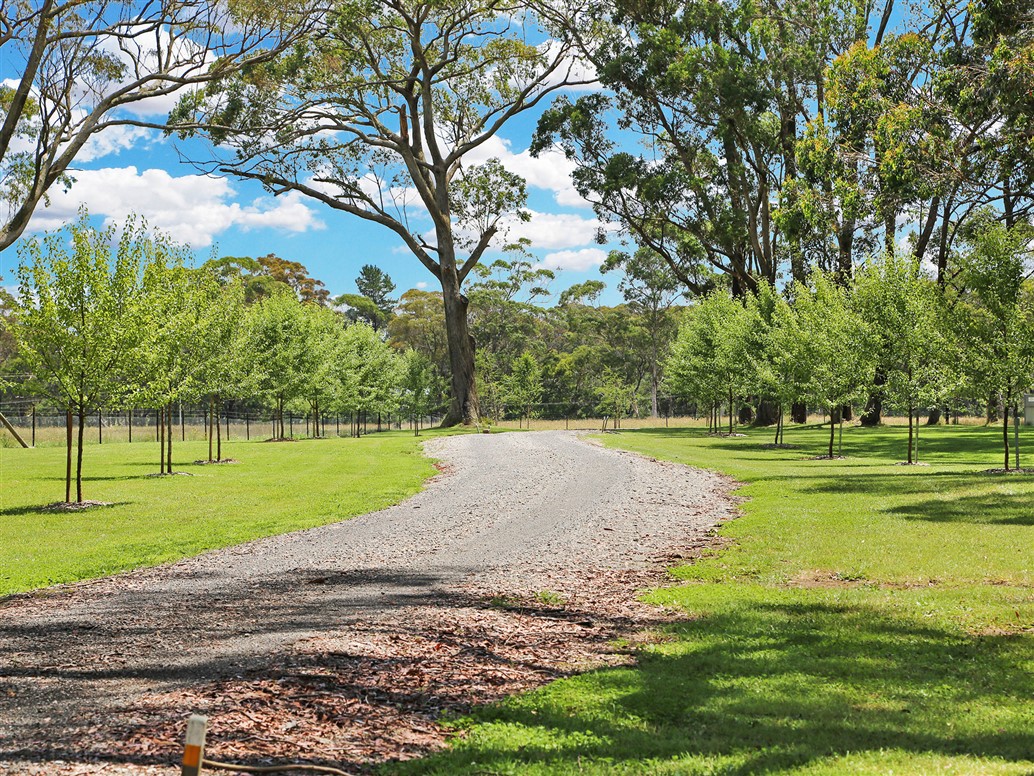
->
<box><xmin>181</xmin><ymin>403</ymin><xmax>185</xmax><ymax>441</ymax></box>
<box><xmin>289</xmin><ymin>413</ymin><xmax>293</xmax><ymax>438</ymax></box>
<box><xmin>181</xmin><ymin>714</ymin><xmax>208</xmax><ymax>776</ymax></box>
<box><xmin>246</xmin><ymin>411</ymin><xmax>250</xmax><ymax>441</ymax></box>
<box><xmin>32</xmin><ymin>404</ymin><xmax>36</xmax><ymax>447</ymax></box>
<box><xmin>98</xmin><ymin>410</ymin><xmax>103</xmax><ymax>444</ymax></box>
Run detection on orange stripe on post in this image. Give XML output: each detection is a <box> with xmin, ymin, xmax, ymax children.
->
<box><xmin>183</xmin><ymin>744</ymin><xmax>202</xmax><ymax>768</ymax></box>
<box><xmin>181</xmin><ymin>714</ymin><xmax>208</xmax><ymax>776</ymax></box>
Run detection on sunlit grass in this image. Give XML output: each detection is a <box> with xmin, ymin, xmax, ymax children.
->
<box><xmin>0</xmin><ymin>430</ymin><xmax>447</xmax><ymax>595</ymax></box>
<box><xmin>397</xmin><ymin>422</ymin><xmax>1034</xmax><ymax>775</ymax></box>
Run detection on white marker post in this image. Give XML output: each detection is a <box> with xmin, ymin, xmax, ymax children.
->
<box><xmin>181</xmin><ymin>714</ymin><xmax>209</xmax><ymax>776</ymax></box>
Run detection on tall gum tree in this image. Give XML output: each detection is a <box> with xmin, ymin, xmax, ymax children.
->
<box><xmin>170</xmin><ymin>0</ymin><xmax>593</xmax><ymax>425</ymax></box>
<box><xmin>532</xmin><ymin>0</ymin><xmax>870</xmax><ymax>295</ymax></box>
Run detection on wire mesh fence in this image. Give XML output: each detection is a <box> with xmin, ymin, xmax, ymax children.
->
<box><xmin>0</xmin><ymin>403</ymin><xmax>444</xmax><ymax>448</ymax></box>
<box><xmin>0</xmin><ymin>397</ymin><xmax>992</xmax><ymax>448</ymax></box>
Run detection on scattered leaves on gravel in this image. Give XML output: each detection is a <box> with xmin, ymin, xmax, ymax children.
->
<box><xmin>2</xmin><ymin>567</ymin><xmax>695</xmax><ymax>775</ymax></box>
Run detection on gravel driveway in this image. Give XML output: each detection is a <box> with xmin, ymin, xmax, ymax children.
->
<box><xmin>0</xmin><ymin>430</ymin><xmax>735</xmax><ymax>773</ymax></box>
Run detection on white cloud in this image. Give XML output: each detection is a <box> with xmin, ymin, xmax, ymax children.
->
<box><xmin>505</xmin><ymin>209</ymin><xmax>613</xmax><ymax>249</ymax></box>
<box><xmin>77</xmin><ymin>124</ymin><xmax>155</xmax><ymax>161</ymax></box>
<box><xmin>535</xmin><ymin>39</ymin><xmax>600</xmax><ymax>93</ymax></box>
<box><xmin>440</xmin><ymin>207</ymin><xmax>611</xmax><ymax>255</ymax></box>
<box><xmin>537</xmin><ymin>248</ymin><xmax>607</xmax><ymax>272</ymax></box>
<box><xmin>465</xmin><ymin>135</ymin><xmax>587</xmax><ymax>208</ymax></box>
<box><xmin>28</xmin><ymin>166</ymin><xmax>324</xmax><ymax>247</ymax></box>
<box><xmin>415</xmin><ymin>281</ymin><xmax>429</xmax><ymax>289</ymax></box>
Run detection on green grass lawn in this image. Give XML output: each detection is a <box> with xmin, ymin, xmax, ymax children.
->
<box><xmin>0</xmin><ymin>431</ymin><xmax>442</xmax><ymax>596</ymax></box>
<box><xmin>398</xmin><ymin>423</ymin><xmax>1034</xmax><ymax>775</ymax></box>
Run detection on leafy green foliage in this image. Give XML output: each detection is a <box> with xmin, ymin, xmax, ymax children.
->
<box><xmin>951</xmin><ymin>218</ymin><xmax>1034</xmax><ymax>468</ymax></box>
<box><xmin>11</xmin><ymin>213</ymin><xmax>154</xmax><ymax>500</ymax></box>
<box><xmin>504</xmin><ymin>352</ymin><xmax>544</xmax><ymax>423</ymax></box>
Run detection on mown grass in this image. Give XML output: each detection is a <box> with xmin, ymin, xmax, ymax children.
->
<box><xmin>397</xmin><ymin>423</ymin><xmax>1034</xmax><ymax>775</ymax></box>
<box><xmin>0</xmin><ymin>431</ymin><xmax>445</xmax><ymax>596</ymax></box>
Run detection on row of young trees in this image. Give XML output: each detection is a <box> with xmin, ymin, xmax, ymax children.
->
<box><xmin>5</xmin><ymin>213</ymin><xmax>436</xmax><ymax>504</ymax></box>
<box><xmin>666</xmin><ymin>218</ymin><xmax>1034</xmax><ymax>468</ymax></box>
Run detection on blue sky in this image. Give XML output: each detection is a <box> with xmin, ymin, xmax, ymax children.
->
<box><xmin>4</xmin><ymin>82</ymin><xmax>626</xmax><ymax>305</ymax></box>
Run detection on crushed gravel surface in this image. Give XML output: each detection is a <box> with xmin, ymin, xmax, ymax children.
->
<box><xmin>0</xmin><ymin>431</ymin><xmax>737</xmax><ymax>774</ymax></box>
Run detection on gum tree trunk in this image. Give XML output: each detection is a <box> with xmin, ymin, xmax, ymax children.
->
<box><xmin>439</xmin><ymin>246</ymin><xmax>480</xmax><ymax>427</ymax></box>
<box><xmin>861</xmin><ymin>370</ymin><xmax>886</xmax><ymax>426</ymax></box>
<box><xmin>754</xmin><ymin>400</ymin><xmax>778</xmax><ymax>426</ymax></box>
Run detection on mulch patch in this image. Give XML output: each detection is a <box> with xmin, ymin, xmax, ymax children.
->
<box><xmin>62</xmin><ymin>569</ymin><xmax>683</xmax><ymax>774</ymax></box>
<box><xmin>41</xmin><ymin>500</ymin><xmax>114</xmax><ymax>512</ymax></box>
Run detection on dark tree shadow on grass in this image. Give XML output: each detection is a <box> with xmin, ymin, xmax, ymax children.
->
<box><xmin>404</xmin><ymin>598</ymin><xmax>1034</xmax><ymax>775</ymax></box>
<box><xmin>885</xmin><ymin>492</ymin><xmax>1034</xmax><ymax>526</ymax></box>
<box><xmin>0</xmin><ymin>501</ymin><xmax>131</xmax><ymax>517</ymax></box>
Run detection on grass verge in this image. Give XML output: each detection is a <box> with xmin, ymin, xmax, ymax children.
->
<box><xmin>395</xmin><ymin>423</ymin><xmax>1034</xmax><ymax>775</ymax></box>
<box><xmin>0</xmin><ymin>431</ymin><xmax>445</xmax><ymax>596</ymax></box>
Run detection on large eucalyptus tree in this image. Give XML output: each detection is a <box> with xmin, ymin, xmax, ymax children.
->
<box><xmin>169</xmin><ymin>0</ymin><xmax>591</xmax><ymax>425</ymax></box>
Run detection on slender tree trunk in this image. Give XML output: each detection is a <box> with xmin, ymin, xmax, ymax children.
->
<box><xmin>650</xmin><ymin>355</ymin><xmax>659</xmax><ymax>418</ymax></box>
<box><xmin>216</xmin><ymin>394</ymin><xmax>222</xmax><ymax>461</ymax></box>
<box><xmin>907</xmin><ymin>407</ymin><xmax>913</xmax><ymax>464</ymax></box>
<box><xmin>915</xmin><ymin>410</ymin><xmax>920</xmax><ymax>463</ymax></box>
<box><xmin>159</xmin><ymin>403</ymin><xmax>166</xmax><ymax>474</ymax></box>
<box><xmin>728</xmin><ymin>389</ymin><xmax>733</xmax><ymax>435</ymax></box>
<box><xmin>828</xmin><ymin>410</ymin><xmax>835</xmax><ymax>458</ymax></box>
<box><xmin>166</xmin><ymin>403</ymin><xmax>173</xmax><ymax>473</ymax></box>
<box><xmin>76</xmin><ymin>405</ymin><xmax>86</xmax><ymax>503</ymax></box>
<box><xmin>65</xmin><ymin>406</ymin><xmax>73</xmax><ymax>503</ymax></box>
<box><xmin>208</xmin><ymin>396</ymin><xmax>215</xmax><ymax>462</ymax></box>
<box><xmin>1003</xmin><ymin>403</ymin><xmax>1010</xmax><ymax>471</ymax></box>
<box><xmin>1014</xmin><ymin>402</ymin><xmax>1020</xmax><ymax>470</ymax></box>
